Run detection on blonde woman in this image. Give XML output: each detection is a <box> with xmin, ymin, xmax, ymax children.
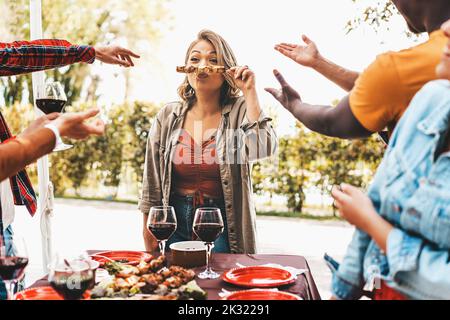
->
<box><xmin>139</xmin><ymin>30</ymin><xmax>277</xmax><ymax>254</ymax></box>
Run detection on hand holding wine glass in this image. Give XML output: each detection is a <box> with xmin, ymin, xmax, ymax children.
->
<box><xmin>147</xmin><ymin>206</ymin><xmax>177</xmax><ymax>257</ymax></box>
<box><xmin>193</xmin><ymin>208</ymin><xmax>224</xmax><ymax>279</ymax></box>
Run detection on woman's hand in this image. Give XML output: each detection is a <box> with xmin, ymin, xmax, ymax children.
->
<box><xmin>331</xmin><ymin>183</ymin><xmax>378</xmax><ymax>232</ymax></box>
<box><xmin>227</xmin><ymin>65</ymin><xmax>255</xmax><ymax>92</ymax></box>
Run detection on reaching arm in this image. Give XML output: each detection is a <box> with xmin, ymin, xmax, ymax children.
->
<box><xmin>0</xmin><ymin>39</ymin><xmax>140</xmax><ymax>76</ymax></box>
<box><xmin>0</xmin><ymin>109</ymin><xmax>104</xmax><ymax>181</ymax></box>
<box><xmin>311</xmin><ymin>57</ymin><xmax>360</xmax><ymax>92</ymax></box>
<box><xmin>0</xmin><ymin>128</ymin><xmax>56</xmax><ymax>181</ymax></box>
<box><xmin>0</xmin><ymin>39</ymin><xmax>95</xmax><ymax>76</ymax></box>
<box><xmin>265</xmin><ymin>70</ymin><xmax>372</xmax><ymax>139</ymax></box>
<box><xmin>275</xmin><ymin>35</ymin><xmax>359</xmax><ymax>92</ymax></box>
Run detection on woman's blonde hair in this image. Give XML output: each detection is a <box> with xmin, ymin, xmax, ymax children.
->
<box><xmin>177</xmin><ymin>29</ymin><xmax>240</xmax><ymax>107</ymax></box>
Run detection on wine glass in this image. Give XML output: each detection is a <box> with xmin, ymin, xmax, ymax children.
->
<box><xmin>147</xmin><ymin>206</ymin><xmax>177</xmax><ymax>257</ymax></box>
<box><xmin>36</xmin><ymin>81</ymin><xmax>72</xmax><ymax>151</ymax></box>
<box><xmin>48</xmin><ymin>251</ymin><xmax>93</xmax><ymax>300</ymax></box>
<box><xmin>0</xmin><ymin>236</ymin><xmax>29</xmax><ymax>300</ymax></box>
<box><xmin>192</xmin><ymin>208</ymin><xmax>224</xmax><ymax>279</ymax></box>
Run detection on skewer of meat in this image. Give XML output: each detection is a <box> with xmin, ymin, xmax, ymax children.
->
<box><xmin>176</xmin><ymin>65</ymin><xmax>226</xmax><ymax>74</ymax></box>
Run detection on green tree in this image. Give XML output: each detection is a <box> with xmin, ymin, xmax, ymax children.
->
<box><xmin>126</xmin><ymin>101</ymin><xmax>160</xmax><ymax>184</ymax></box>
<box><xmin>1</xmin><ymin>0</ymin><xmax>171</xmax><ymax>105</ymax></box>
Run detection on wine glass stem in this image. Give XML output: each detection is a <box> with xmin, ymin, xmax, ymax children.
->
<box><xmin>205</xmin><ymin>242</ymin><xmax>213</xmax><ymax>273</ymax></box>
<box><xmin>158</xmin><ymin>240</ymin><xmax>166</xmax><ymax>257</ymax></box>
<box><xmin>4</xmin><ymin>280</ymin><xmax>16</xmax><ymax>300</ymax></box>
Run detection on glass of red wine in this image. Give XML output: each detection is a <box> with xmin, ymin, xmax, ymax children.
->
<box><xmin>192</xmin><ymin>208</ymin><xmax>224</xmax><ymax>279</ymax></box>
<box><xmin>147</xmin><ymin>206</ymin><xmax>177</xmax><ymax>257</ymax></box>
<box><xmin>36</xmin><ymin>81</ymin><xmax>72</xmax><ymax>152</ymax></box>
<box><xmin>0</xmin><ymin>236</ymin><xmax>29</xmax><ymax>300</ymax></box>
<box><xmin>48</xmin><ymin>251</ymin><xmax>93</xmax><ymax>300</ymax></box>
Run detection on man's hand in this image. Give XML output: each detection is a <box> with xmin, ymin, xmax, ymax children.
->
<box><xmin>50</xmin><ymin>108</ymin><xmax>105</xmax><ymax>140</ymax></box>
<box><xmin>331</xmin><ymin>183</ymin><xmax>378</xmax><ymax>232</ymax></box>
<box><xmin>275</xmin><ymin>35</ymin><xmax>322</xmax><ymax>68</ymax></box>
<box><xmin>265</xmin><ymin>69</ymin><xmax>303</xmax><ymax>113</ymax></box>
<box><xmin>94</xmin><ymin>46</ymin><xmax>140</xmax><ymax>67</ymax></box>
<box><xmin>19</xmin><ymin>113</ymin><xmax>60</xmax><ymax>137</ymax></box>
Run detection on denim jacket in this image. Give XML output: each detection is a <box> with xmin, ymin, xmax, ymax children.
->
<box><xmin>330</xmin><ymin>80</ymin><xmax>450</xmax><ymax>300</ymax></box>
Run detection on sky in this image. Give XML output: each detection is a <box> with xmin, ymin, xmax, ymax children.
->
<box><xmin>92</xmin><ymin>0</ymin><xmax>424</xmax><ymax>136</ymax></box>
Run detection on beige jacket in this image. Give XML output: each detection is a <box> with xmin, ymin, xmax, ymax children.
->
<box><xmin>138</xmin><ymin>96</ymin><xmax>278</xmax><ymax>253</ymax></box>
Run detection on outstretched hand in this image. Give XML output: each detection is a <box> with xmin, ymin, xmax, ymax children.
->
<box><xmin>274</xmin><ymin>35</ymin><xmax>321</xmax><ymax>68</ymax></box>
<box><xmin>51</xmin><ymin>108</ymin><xmax>105</xmax><ymax>140</ymax></box>
<box><xmin>94</xmin><ymin>46</ymin><xmax>140</xmax><ymax>67</ymax></box>
<box><xmin>265</xmin><ymin>69</ymin><xmax>303</xmax><ymax>113</ymax></box>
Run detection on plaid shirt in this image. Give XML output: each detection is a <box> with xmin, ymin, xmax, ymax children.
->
<box><xmin>0</xmin><ymin>39</ymin><xmax>95</xmax><ymax>235</ymax></box>
<box><xmin>0</xmin><ymin>39</ymin><xmax>95</xmax><ymax>76</ymax></box>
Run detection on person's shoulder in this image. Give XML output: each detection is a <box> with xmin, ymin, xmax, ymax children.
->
<box><xmin>358</xmin><ymin>52</ymin><xmax>397</xmax><ymax>84</ymax></box>
<box><xmin>387</xmin><ymin>32</ymin><xmax>445</xmax><ymax>64</ymax></box>
<box><xmin>410</xmin><ymin>80</ymin><xmax>450</xmax><ymax>111</ymax></box>
<box><xmin>389</xmin><ymin>80</ymin><xmax>450</xmax><ymax>147</ymax></box>
<box><xmin>397</xmin><ymin>80</ymin><xmax>450</xmax><ymax>128</ymax></box>
<box><xmin>156</xmin><ymin>101</ymin><xmax>184</xmax><ymax>119</ymax></box>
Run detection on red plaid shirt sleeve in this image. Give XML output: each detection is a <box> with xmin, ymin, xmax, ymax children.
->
<box><xmin>0</xmin><ymin>39</ymin><xmax>95</xmax><ymax>76</ymax></box>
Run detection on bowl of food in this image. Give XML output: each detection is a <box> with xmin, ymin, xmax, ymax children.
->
<box><xmin>170</xmin><ymin>241</ymin><xmax>207</xmax><ymax>268</ymax></box>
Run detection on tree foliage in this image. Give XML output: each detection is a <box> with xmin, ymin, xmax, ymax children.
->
<box><xmin>0</xmin><ymin>0</ymin><xmax>171</xmax><ymax>106</ymax></box>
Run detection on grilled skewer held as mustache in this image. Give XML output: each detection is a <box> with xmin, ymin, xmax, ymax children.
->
<box><xmin>176</xmin><ymin>65</ymin><xmax>226</xmax><ymax>74</ymax></box>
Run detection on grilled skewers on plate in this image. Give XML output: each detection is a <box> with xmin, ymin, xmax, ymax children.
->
<box><xmin>91</xmin><ymin>256</ymin><xmax>205</xmax><ymax>300</ymax></box>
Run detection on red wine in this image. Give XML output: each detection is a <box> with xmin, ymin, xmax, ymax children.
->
<box><xmin>0</xmin><ymin>257</ymin><xmax>29</xmax><ymax>281</ymax></box>
<box><xmin>193</xmin><ymin>223</ymin><xmax>224</xmax><ymax>243</ymax></box>
<box><xmin>148</xmin><ymin>223</ymin><xmax>176</xmax><ymax>240</ymax></box>
<box><xmin>36</xmin><ymin>98</ymin><xmax>66</xmax><ymax>114</ymax></box>
<box><xmin>50</xmin><ymin>273</ymin><xmax>93</xmax><ymax>300</ymax></box>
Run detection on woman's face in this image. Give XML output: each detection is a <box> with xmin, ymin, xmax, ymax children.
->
<box><xmin>436</xmin><ymin>20</ymin><xmax>450</xmax><ymax>80</ymax></box>
<box><xmin>187</xmin><ymin>40</ymin><xmax>225</xmax><ymax>95</ymax></box>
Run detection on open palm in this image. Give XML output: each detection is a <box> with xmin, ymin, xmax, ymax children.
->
<box><xmin>275</xmin><ymin>35</ymin><xmax>320</xmax><ymax>67</ymax></box>
<box><xmin>265</xmin><ymin>70</ymin><xmax>302</xmax><ymax>112</ymax></box>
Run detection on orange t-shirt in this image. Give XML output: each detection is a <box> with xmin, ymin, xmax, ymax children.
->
<box><xmin>349</xmin><ymin>30</ymin><xmax>447</xmax><ymax>133</ymax></box>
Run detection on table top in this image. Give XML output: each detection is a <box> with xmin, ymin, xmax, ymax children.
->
<box><xmin>29</xmin><ymin>251</ymin><xmax>321</xmax><ymax>300</ymax></box>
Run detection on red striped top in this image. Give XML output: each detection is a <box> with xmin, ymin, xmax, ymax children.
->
<box><xmin>172</xmin><ymin>129</ymin><xmax>223</xmax><ymax>205</ymax></box>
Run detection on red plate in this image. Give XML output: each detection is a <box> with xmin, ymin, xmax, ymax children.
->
<box><xmin>14</xmin><ymin>286</ymin><xmax>90</xmax><ymax>300</ymax></box>
<box><xmin>224</xmin><ymin>290</ymin><xmax>302</xmax><ymax>300</ymax></box>
<box><xmin>223</xmin><ymin>266</ymin><xmax>296</xmax><ymax>288</ymax></box>
<box><xmin>90</xmin><ymin>251</ymin><xmax>153</xmax><ymax>266</ymax></box>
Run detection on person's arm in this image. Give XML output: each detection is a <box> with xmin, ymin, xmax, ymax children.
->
<box><xmin>384</xmin><ymin>229</ymin><xmax>450</xmax><ymax>300</ymax></box>
<box><xmin>0</xmin><ymin>127</ymin><xmax>56</xmax><ymax>181</ymax></box>
<box><xmin>265</xmin><ymin>70</ymin><xmax>372</xmax><ymax>139</ymax></box>
<box><xmin>333</xmin><ymin>183</ymin><xmax>450</xmax><ymax>298</ymax></box>
<box><xmin>0</xmin><ymin>39</ymin><xmax>95</xmax><ymax>76</ymax></box>
<box><xmin>227</xmin><ymin>66</ymin><xmax>278</xmax><ymax>161</ymax></box>
<box><xmin>0</xmin><ymin>39</ymin><xmax>140</xmax><ymax>76</ymax></box>
<box><xmin>0</xmin><ymin>108</ymin><xmax>104</xmax><ymax>181</ymax></box>
<box><xmin>275</xmin><ymin>35</ymin><xmax>359</xmax><ymax>92</ymax></box>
